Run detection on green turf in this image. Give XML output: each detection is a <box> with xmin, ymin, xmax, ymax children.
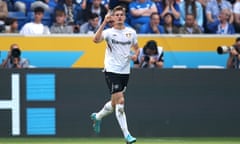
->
<box><xmin>0</xmin><ymin>137</ymin><xmax>240</xmax><ymax>144</ymax></box>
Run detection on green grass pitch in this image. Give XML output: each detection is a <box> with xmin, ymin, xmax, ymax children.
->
<box><xmin>0</xmin><ymin>137</ymin><xmax>240</xmax><ymax>144</ymax></box>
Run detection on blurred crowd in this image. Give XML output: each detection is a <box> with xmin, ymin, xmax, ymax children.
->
<box><xmin>0</xmin><ymin>0</ymin><xmax>239</xmax><ymax>34</ymax></box>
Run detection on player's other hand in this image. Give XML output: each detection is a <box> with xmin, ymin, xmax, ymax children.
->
<box><xmin>131</xmin><ymin>54</ymin><xmax>138</xmax><ymax>62</ymax></box>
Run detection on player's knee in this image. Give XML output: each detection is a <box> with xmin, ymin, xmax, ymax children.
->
<box><xmin>112</xmin><ymin>92</ymin><xmax>124</xmax><ymax>105</ymax></box>
<box><xmin>118</xmin><ymin>96</ymin><xmax>124</xmax><ymax>104</ymax></box>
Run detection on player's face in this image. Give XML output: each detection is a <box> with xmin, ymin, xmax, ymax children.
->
<box><xmin>112</xmin><ymin>10</ymin><xmax>125</xmax><ymax>25</ymax></box>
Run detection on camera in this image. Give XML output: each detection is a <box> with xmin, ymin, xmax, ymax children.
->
<box><xmin>144</xmin><ymin>55</ymin><xmax>150</xmax><ymax>62</ymax></box>
<box><xmin>11</xmin><ymin>48</ymin><xmax>21</xmax><ymax>58</ymax></box>
<box><xmin>141</xmin><ymin>55</ymin><xmax>152</xmax><ymax>68</ymax></box>
<box><xmin>10</xmin><ymin>48</ymin><xmax>21</xmax><ymax>65</ymax></box>
<box><xmin>217</xmin><ymin>46</ymin><xmax>235</xmax><ymax>54</ymax></box>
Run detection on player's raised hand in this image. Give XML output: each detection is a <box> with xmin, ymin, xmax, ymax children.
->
<box><xmin>103</xmin><ymin>11</ymin><xmax>112</xmax><ymax>24</ymax></box>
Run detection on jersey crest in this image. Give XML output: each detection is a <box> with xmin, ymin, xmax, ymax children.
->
<box><xmin>125</xmin><ymin>33</ymin><xmax>131</xmax><ymax>38</ymax></box>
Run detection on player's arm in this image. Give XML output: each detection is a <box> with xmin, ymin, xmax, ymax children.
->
<box><xmin>1</xmin><ymin>51</ymin><xmax>11</xmax><ymax>68</ymax></box>
<box><xmin>155</xmin><ymin>52</ymin><xmax>164</xmax><ymax>68</ymax></box>
<box><xmin>131</xmin><ymin>43</ymin><xmax>139</xmax><ymax>62</ymax></box>
<box><xmin>1</xmin><ymin>58</ymin><xmax>9</xmax><ymax>68</ymax></box>
<box><xmin>226</xmin><ymin>48</ymin><xmax>239</xmax><ymax>68</ymax></box>
<box><xmin>93</xmin><ymin>12</ymin><xmax>111</xmax><ymax>43</ymax></box>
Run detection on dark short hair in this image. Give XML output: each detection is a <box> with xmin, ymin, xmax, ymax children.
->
<box><xmin>164</xmin><ymin>12</ymin><xmax>174</xmax><ymax>19</ymax></box>
<box><xmin>5</xmin><ymin>17</ymin><xmax>17</xmax><ymax>25</ymax></box>
<box><xmin>236</xmin><ymin>37</ymin><xmax>240</xmax><ymax>42</ymax></box>
<box><xmin>143</xmin><ymin>40</ymin><xmax>158</xmax><ymax>55</ymax></box>
<box><xmin>89</xmin><ymin>13</ymin><xmax>99</xmax><ymax>20</ymax></box>
<box><xmin>34</xmin><ymin>7</ymin><xmax>44</xmax><ymax>13</ymax></box>
<box><xmin>150</xmin><ymin>12</ymin><xmax>160</xmax><ymax>19</ymax></box>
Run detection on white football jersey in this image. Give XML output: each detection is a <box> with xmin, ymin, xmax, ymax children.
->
<box><xmin>103</xmin><ymin>27</ymin><xmax>138</xmax><ymax>74</ymax></box>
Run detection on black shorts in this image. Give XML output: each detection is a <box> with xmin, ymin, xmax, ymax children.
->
<box><xmin>104</xmin><ymin>72</ymin><xmax>129</xmax><ymax>94</ymax></box>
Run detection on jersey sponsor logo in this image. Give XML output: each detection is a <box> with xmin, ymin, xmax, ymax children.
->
<box><xmin>111</xmin><ymin>39</ymin><xmax>131</xmax><ymax>45</ymax></box>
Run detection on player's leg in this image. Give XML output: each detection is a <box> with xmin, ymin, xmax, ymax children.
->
<box><xmin>112</xmin><ymin>92</ymin><xmax>136</xmax><ymax>143</ymax></box>
<box><xmin>111</xmin><ymin>73</ymin><xmax>136</xmax><ymax>143</ymax></box>
<box><xmin>96</xmin><ymin>72</ymin><xmax>115</xmax><ymax>119</ymax></box>
<box><xmin>91</xmin><ymin>101</ymin><xmax>114</xmax><ymax>134</ymax></box>
<box><xmin>96</xmin><ymin>101</ymin><xmax>114</xmax><ymax>119</ymax></box>
<box><xmin>90</xmin><ymin>72</ymin><xmax>114</xmax><ymax>134</ymax></box>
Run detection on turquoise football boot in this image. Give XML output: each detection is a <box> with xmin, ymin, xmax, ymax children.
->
<box><xmin>90</xmin><ymin>113</ymin><xmax>101</xmax><ymax>134</ymax></box>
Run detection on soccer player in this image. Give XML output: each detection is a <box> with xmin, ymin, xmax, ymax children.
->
<box><xmin>91</xmin><ymin>5</ymin><xmax>139</xmax><ymax>144</ymax></box>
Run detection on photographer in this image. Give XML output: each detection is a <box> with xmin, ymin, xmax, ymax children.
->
<box><xmin>135</xmin><ymin>40</ymin><xmax>164</xmax><ymax>68</ymax></box>
<box><xmin>226</xmin><ymin>37</ymin><xmax>240</xmax><ymax>69</ymax></box>
<box><xmin>1</xmin><ymin>44</ymin><xmax>29</xmax><ymax>68</ymax></box>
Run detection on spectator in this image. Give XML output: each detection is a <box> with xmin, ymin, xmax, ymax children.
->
<box><xmin>1</xmin><ymin>43</ymin><xmax>29</xmax><ymax>68</ymax></box>
<box><xmin>196</xmin><ymin>0</ymin><xmax>208</xmax><ymax>33</ymax></box>
<box><xmin>79</xmin><ymin>12</ymin><xmax>100</xmax><ymax>34</ymax></box>
<box><xmin>139</xmin><ymin>12</ymin><xmax>165</xmax><ymax>34</ymax></box>
<box><xmin>206</xmin><ymin>0</ymin><xmax>233</xmax><ymax>33</ymax></box>
<box><xmin>0</xmin><ymin>0</ymin><xmax>8</xmax><ymax>32</ymax></box>
<box><xmin>56</xmin><ymin>0</ymin><xmax>81</xmax><ymax>25</ymax></box>
<box><xmin>163</xmin><ymin>12</ymin><xmax>179</xmax><ymax>34</ymax></box>
<box><xmin>179</xmin><ymin>0</ymin><xmax>204</xmax><ymax>30</ymax></box>
<box><xmin>13</xmin><ymin>0</ymin><xmax>30</xmax><ymax>13</ymax></box>
<box><xmin>0</xmin><ymin>20</ymin><xmax>5</xmax><ymax>32</ymax></box>
<box><xmin>54</xmin><ymin>0</ymin><xmax>81</xmax><ymax>32</ymax></box>
<box><xmin>98</xmin><ymin>0</ymin><xmax>109</xmax><ymax>10</ymax></box>
<box><xmin>197</xmin><ymin>0</ymin><xmax>208</xmax><ymax>9</ymax></box>
<box><xmin>74</xmin><ymin>0</ymin><xmax>87</xmax><ymax>9</ymax></box>
<box><xmin>155</xmin><ymin>0</ymin><xmax>181</xmax><ymax>27</ymax></box>
<box><xmin>20</xmin><ymin>7</ymin><xmax>50</xmax><ymax>34</ymax></box>
<box><xmin>226</xmin><ymin>37</ymin><xmax>240</xmax><ymax>69</ymax></box>
<box><xmin>208</xmin><ymin>8</ymin><xmax>235</xmax><ymax>34</ymax></box>
<box><xmin>0</xmin><ymin>0</ymin><xmax>8</xmax><ymax>19</ymax></box>
<box><xmin>5</xmin><ymin>0</ymin><xmax>14</xmax><ymax>11</ymax></box>
<box><xmin>78</xmin><ymin>0</ymin><xmax>107</xmax><ymax>25</ymax></box>
<box><xmin>135</xmin><ymin>40</ymin><xmax>164</xmax><ymax>68</ymax></box>
<box><xmin>14</xmin><ymin>0</ymin><xmax>55</xmax><ymax>13</ymax></box>
<box><xmin>233</xmin><ymin>0</ymin><xmax>240</xmax><ymax>33</ymax></box>
<box><xmin>59</xmin><ymin>0</ymin><xmax>87</xmax><ymax>10</ymax></box>
<box><xmin>108</xmin><ymin>0</ymin><xmax>131</xmax><ymax>12</ymax></box>
<box><xmin>179</xmin><ymin>13</ymin><xmax>202</xmax><ymax>34</ymax></box>
<box><xmin>50</xmin><ymin>8</ymin><xmax>73</xmax><ymax>33</ymax></box>
<box><xmin>4</xmin><ymin>17</ymin><xmax>19</xmax><ymax>33</ymax></box>
<box><xmin>129</xmin><ymin>0</ymin><xmax>157</xmax><ymax>32</ymax></box>
<box><xmin>31</xmin><ymin>0</ymin><xmax>57</xmax><ymax>13</ymax></box>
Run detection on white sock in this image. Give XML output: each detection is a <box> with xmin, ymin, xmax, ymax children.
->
<box><xmin>96</xmin><ymin>101</ymin><xmax>114</xmax><ymax>120</ymax></box>
<box><xmin>115</xmin><ymin>104</ymin><xmax>130</xmax><ymax>138</ymax></box>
